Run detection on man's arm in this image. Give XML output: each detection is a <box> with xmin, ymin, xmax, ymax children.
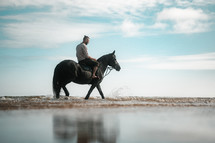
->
<box><xmin>81</xmin><ymin>45</ymin><xmax>89</xmax><ymax>59</ymax></box>
<box><xmin>88</xmin><ymin>56</ymin><xmax>97</xmax><ymax>61</ymax></box>
<box><xmin>82</xmin><ymin>45</ymin><xmax>97</xmax><ymax>61</ymax></box>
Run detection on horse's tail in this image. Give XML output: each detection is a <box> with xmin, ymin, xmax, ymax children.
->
<box><xmin>52</xmin><ymin>67</ymin><xmax>61</xmax><ymax>98</ymax></box>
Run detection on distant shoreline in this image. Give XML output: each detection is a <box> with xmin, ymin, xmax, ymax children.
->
<box><xmin>0</xmin><ymin>96</ymin><xmax>215</xmax><ymax>110</ymax></box>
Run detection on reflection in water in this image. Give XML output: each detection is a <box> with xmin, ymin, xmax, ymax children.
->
<box><xmin>1</xmin><ymin>107</ymin><xmax>215</xmax><ymax>143</ymax></box>
<box><xmin>53</xmin><ymin>113</ymin><xmax>119</xmax><ymax>143</ymax></box>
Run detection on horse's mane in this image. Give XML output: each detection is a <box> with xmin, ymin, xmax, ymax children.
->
<box><xmin>97</xmin><ymin>53</ymin><xmax>111</xmax><ymax>62</ymax></box>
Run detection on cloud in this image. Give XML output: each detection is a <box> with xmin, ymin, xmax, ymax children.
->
<box><xmin>0</xmin><ymin>0</ymin><xmax>170</xmax><ymax>18</ymax></box>
<box><xmin>119</xmin><ymin>56</ymin><xmax>154</xmax><ymax>63</ymax></box>
<box><xmin>148</xmin><ymin>60</ymin><xmax>215</xmax><ymax>70</ymax></box>
<box><xmin>168</xmin><ymin>53</ymin><xmax>215</xmax><ymax>61</ymax></box>
<box><xmin>157</xmin><ymin>7</ymin><xmax>211</xmax><ymax>34</ymax></box>
<box><xmin>0</xmin><ymin>0</ymin><xmax>215</xmax><ymax>49</ymax></box>
<box><xmin>1</xmin><ymin>0</ymin><xmax>163</xmax><ymax>48</ymax></box>
<box><xmin>149</xmin><ymin>22</ymin><xmax>168</xmax><ymax>29</ymax></box>
<box><xmin>121</xmin><ymin>52</ymin><xmax>215</xmax><ymax>70</ymax></box>
<box><xmin>0</xmin><ymin>15</ymin><xmax>111</xmax><ymax>48</ymax></box>
<box><xmin>120</xmin><ymin>19</ymin><xmax>144</xmax><ymax>37</ymax></box>
<box><xmin>176</xmin><ymin>0</ymin><xmax>215</xmax><ymax>6</ymax></box>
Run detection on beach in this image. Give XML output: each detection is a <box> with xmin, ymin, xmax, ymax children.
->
<box><xmin>0</xmin><ymin>96</ymin><xmax>215</xmax><ymax>110</ymax></box>
<box><xmin>0</xmin><ymin>96</ymin><xmax>215</xmax><ymax>143</ymax></box>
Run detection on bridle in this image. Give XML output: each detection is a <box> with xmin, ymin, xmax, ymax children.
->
<box><xmin>104</xmin><ymin>66</ymin><xmax>113</xmax><ymax>77</ymax></box>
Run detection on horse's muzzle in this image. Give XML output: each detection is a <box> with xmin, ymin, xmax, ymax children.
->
<box><xmin>115</xmin><ymin>64</ymin><xmax>121</xmax><ymax>71</ymax></box>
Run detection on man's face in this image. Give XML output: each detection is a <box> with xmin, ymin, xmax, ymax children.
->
<box><xmin>84</xmin><ymin>38</ymin><xmax>89</xmax><ymax>45</ymax></box>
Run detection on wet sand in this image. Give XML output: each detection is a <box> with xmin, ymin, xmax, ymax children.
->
<box><xmin>0</xmin><ymin>96</ymin><xmax>215</xmax><ymax>143</ymax></box>
<box><xmin>0</xmin><ymin>96</ymin><xmax>215</xmax><ymax>110</ymax></box>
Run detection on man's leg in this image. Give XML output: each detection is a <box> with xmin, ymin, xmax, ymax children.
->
<box><xmin>92</xmin><ymin>66</ymin><xmax>98</xmax><ymax>78</ymax></box>
<box><xmin>85</xmin><ymin>58</ymin><xmax>99</xmax><ymax>79</ymax></box>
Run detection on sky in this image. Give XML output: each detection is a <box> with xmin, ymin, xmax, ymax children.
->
<box><xmin>0</xmin><ymin>0</ymin><xmax>215</xmax><ymax>97</ymax></box>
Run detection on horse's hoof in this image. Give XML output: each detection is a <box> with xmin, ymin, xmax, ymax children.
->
<box><xmin>84</xmin><ymin>98</ymin><xmax>88</xmax><ymax>100</ymax></box>
<box><xmin>65</xmin><ymin>97</ymin><xmax>69</xmax><ymax>100</ymax></box>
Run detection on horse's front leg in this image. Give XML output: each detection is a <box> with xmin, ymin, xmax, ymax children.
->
<box><xmin>96</xmin><ymin>84</ymin><xmax>105</xmax><ymax>99</ymax></box>
<box><xmin>85</xmin><ymin>84</ymin><xmax>97</xmax><ymax>100</ymax></box>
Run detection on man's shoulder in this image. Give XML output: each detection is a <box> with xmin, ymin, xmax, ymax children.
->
<box><xmin>77</xmin><ymin>43</ymin><xmax>82</xmax><ymax>47</ymax></box>
<box><xmin>77</xmin><ymin>43</ymin><xmax>86</xmax><ymax>48</ymax></box>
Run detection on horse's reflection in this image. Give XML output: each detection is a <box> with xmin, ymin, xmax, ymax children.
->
<box><xmin>53</xmin><ymin>114</ymin><xmax>118</xmax><ymax>143</ymax></box>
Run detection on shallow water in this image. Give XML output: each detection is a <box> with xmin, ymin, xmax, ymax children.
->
<box><xmin>0</xmin><ymin>107</ymin><xmax>215</xmax><ymax>143</ymax></box>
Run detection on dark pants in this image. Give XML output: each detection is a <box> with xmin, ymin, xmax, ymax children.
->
<box><xmin>79</xmin><ymin>58</ymin><xmax>99</xmax><ymax>70</ymax></box>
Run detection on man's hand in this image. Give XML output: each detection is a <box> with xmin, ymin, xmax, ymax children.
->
<box><xmin>92</xmin><ymin>58</ymin><xmax>97</xmax><ymax>61</ymax></box>
<box><xmin>89</xmin><ymin>56</ymin><xmax>97</xmax><ymax>61</ymax></box>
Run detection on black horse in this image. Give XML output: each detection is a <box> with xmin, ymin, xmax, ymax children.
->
<box><xmin>52</xmin><ymin>51</ymin><xmax>121</xmax><ymax>99</ymax></box>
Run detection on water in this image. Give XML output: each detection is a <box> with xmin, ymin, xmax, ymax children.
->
<box><xmin>0</xmin><ymin>106</ymin><xmax>215</xmax><ymax>143</ymax></box>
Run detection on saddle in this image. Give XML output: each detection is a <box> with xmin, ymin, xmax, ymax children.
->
<box><xmin>79</xmin><ymin>63</ymin><xmax>92</xmax><ymax>72</ymax></box>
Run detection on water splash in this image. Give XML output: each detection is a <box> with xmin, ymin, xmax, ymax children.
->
<box><xmin>109</xmin><ymin>86</ymin><xmax>133</xmax><ymax>97</ymax></box>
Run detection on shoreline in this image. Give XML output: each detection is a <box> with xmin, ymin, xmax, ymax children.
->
<box><xmin>0</xmin><ymin>96</ymin><xmax>215</xmax><ymax>110</ymax></box>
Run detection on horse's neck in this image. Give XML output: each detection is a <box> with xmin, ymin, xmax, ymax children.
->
<box><xmin>99</xmin><ymin>61</ymin><xmax>108</xmax><ymax>74</ymax></box>
<box><xmin>98</xmin><ymin>56</ymin><xmax>109</xmax><ymax>74</ymax></box>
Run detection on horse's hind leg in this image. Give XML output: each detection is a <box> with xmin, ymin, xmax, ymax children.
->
<box><xmin>54</xmin><ymin>85</ymin><xmax>61</xmax><ymax>99</ymax></box>
<box><xmin>56</xmin><ymin>92</ymin><xmax>60</xmax><ymax>99</ymax></box>
<box><xmin>62</xmin><ymin>85</ymin><xmax>69</xmax><ymax>96</ymax></box>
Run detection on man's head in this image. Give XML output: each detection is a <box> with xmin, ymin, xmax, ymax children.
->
<box><xmin>83</xmin><ymin>35</ymin><xmax>90</xmax><ymax>45</ymax></box>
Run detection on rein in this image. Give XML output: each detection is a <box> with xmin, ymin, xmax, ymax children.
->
<box><xmin>104</xmin><ymin>66</ymin><xmax>113</xmax><ymax>77</ymax></box>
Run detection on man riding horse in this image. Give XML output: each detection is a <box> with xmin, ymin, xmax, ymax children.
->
<box><xmin>53</xmin><ymin>35</ymin><xmax>121</xmax><ymax>99</ymax></box>
<box><xmin>76</xmin><ymin>35</ymin><xmax>99</xmax><ymax>79</ymax></box>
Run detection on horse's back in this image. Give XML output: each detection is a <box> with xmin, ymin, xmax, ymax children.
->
<box><xmin>56</xmin><ymin>59</ymin><xmax>77</xmax><ymax>68</ymax></box>
<box><xmin>54</xmin><ymin>60</ymin><xmax>77</xmax><ymax>82</ymax></box>
<box><xmin>54</xmin><ymin>59</ymin><xmax>92</xmax><ymax>84</ymax></box>
<box><xmin>55</xmin><ymin>60</ymin><xmax>73</xmax><ymax>73</ymax></box>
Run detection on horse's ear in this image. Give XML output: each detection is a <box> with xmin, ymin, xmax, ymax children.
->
<box><xmin>112</xmin><ymin>50</ymin><xmax>115</xmax><ymax>54</ymax></box>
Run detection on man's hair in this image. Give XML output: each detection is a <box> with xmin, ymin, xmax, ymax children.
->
<box><xmin>83</xmin><ymin>35</ymin><xmax>89</xmax><ymax>41</ymax></box>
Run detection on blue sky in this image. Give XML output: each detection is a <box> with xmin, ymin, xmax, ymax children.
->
<box><xmin>0</xmin><ymin>0</ymin><xmax>215</xmax><ymax>97</ymax></box>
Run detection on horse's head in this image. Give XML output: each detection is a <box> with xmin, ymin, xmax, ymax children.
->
<box><xmin>108</xmin><ymin>51</ymin><xmax>121</xmax><ymax>71</ymax></box>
